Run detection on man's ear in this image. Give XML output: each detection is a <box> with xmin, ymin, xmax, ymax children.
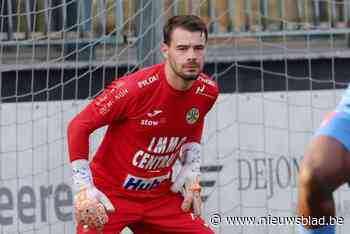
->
<box><xmin>161</xmin><ymin>42</ymin><xmax>169</xmax><ymax>59</ymax></box>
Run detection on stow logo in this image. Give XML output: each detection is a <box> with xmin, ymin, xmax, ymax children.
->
<box><xmin>123</xmin><ymin>173</ymin><xmax>170</xmax><ymax>191</ymax></box>
<box><xmin>186</xmin><ymin>108</ymin><xmax>200</xmax><ymax>124</ymax></box>
<box><xmin>140</xmin><ymin>119</ymin><xmax>159</xmax><ymax>126</ymax></box>
<box><xmin>138</xmin><ymin>75</ymin><xmax>158</xmax><ymax>88</ymax></box>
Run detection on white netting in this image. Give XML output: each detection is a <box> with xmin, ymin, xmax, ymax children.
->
<box><xmin>1</xmin><ymin>0</ymin><xmax>350</xmax><ymax>233</ymax></box>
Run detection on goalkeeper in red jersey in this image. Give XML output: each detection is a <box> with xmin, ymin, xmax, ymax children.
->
<box><xmin>67</xmin><ymin>15</ymin><xmax>218</xmax><ymax>234</ymax></box>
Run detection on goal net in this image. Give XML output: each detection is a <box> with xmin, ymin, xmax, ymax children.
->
<box><xmin>1</xmin><ymin>0</ymin><xmax>350</xmax><ymax>233</ymax></box>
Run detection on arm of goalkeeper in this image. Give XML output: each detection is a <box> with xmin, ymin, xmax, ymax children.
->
<box><xmin>72</xmin><ymin>159</ymin><xmax>115</xmax><ymax>232</ymax></box>
<box><xmin>170</xmin><ymin>142</ymin><xmax>202</xmax><ymax>217</ymax></box>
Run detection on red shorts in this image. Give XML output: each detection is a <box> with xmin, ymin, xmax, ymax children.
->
<box><xmin>76</xmin><ymin>192</ymin><xmax>214</xmax><ymax>234</ymax></box>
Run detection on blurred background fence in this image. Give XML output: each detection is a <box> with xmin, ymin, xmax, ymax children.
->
<box><xmin>2</xmin><ymin>0</ymin><xmax>350</xmax><ymax>70</ymax></box>
<box><xmin>1</xmin><ymin>2</ymin><xmax>350</xmax><ymax>234</ymax></box>
<box><xmin>1</xmin><ymin>0</ymin><xmax>350</xmax><ymax>40</ymax></box>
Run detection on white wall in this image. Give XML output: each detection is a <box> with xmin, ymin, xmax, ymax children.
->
<box><xmin>0</xmin><ymin>89</ymin><xmax>348</xmax><ymax>234</ymax></box>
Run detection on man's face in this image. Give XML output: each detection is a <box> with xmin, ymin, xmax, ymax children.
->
<box><xmin>162</xmin><ymin>27</ymin><xmax>207</xmax><ymax>81</ymax></box>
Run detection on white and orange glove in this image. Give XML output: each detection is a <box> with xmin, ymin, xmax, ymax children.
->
<box><xmin>71</xmin><ymin>159</ymin><xmax>115</xmax><ymax>232</ymax></box>
<box><xmin>171</xmin><ymin>143</ymin><xmax>202</xmax><ymax>217</ymax></box>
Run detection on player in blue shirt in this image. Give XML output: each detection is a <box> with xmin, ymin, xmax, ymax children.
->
<box><xmin>298</xmin><ymin>84</ymin><xmax>350</xmax><ymax>234</ymax></box>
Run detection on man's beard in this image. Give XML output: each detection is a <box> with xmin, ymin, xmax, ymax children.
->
<box><xmin>170</xmin><ymin>61</ymin><xmax>201</xmax><ymax>81</ymax></box>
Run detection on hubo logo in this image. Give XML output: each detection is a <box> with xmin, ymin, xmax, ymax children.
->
<box><xmin>140</xmin><ymin>119</ymin><xmax>159</xmax><ymax>126</ymax></box>
<box><xmin>123</xmin><ymin>173</ymin><xmax>170</xmax><ymax>191</ymax></box>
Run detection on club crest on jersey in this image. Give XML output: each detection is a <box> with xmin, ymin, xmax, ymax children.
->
<box><xmin>186</xmin><ymin>108</ymin><xmax>200</xmax><ymax>124</ymax></box>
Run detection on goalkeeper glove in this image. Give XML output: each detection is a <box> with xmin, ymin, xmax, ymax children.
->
<box><xmin>171</xmin><ymin>143</ymin><xmax>202</xmax><ymax>217</ymax></box>
<box><xmin>72</xmin><ymin>159</ymin><xmax>115</xmax><ymax>232</ymax></box>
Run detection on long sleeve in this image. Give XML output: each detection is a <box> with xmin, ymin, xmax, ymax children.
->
<box><xmin>67</xmin><ymin>78</ymin><xmax>135</xmax><ymax>161</ymax></box>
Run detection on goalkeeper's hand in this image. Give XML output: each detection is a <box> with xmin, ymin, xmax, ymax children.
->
<box><xmin>72</xmin><ymin>159</ymin><xmax>115</xmax><ymax>232</ymax></box>
<box><xmin>171</xmin><ymin>143</ymin><xmax>202</xmax><ymax>217</ymax></box>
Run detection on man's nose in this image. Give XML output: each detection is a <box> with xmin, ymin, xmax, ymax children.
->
<box><xmin>186</xmin><ymin>48</ymin><xmax>196</xmax><ymax>60</ymax></box>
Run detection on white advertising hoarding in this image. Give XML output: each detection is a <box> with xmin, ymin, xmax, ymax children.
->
<box><xmin>0</xmin><ymin>90</ymin><xmax>349</xmax><ymax>233</ymax></box>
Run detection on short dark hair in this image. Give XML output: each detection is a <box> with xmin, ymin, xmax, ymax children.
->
<box><xmin>163</xmin><ymin>15</ymin><xmax>208</xmax><ymax>45</ymax></box>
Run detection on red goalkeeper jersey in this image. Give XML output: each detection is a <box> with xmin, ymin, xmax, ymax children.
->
<box><xmin>68</xmin><ymin>63</ymin><xmax>218</xmax><ymax>199</ymax></box>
